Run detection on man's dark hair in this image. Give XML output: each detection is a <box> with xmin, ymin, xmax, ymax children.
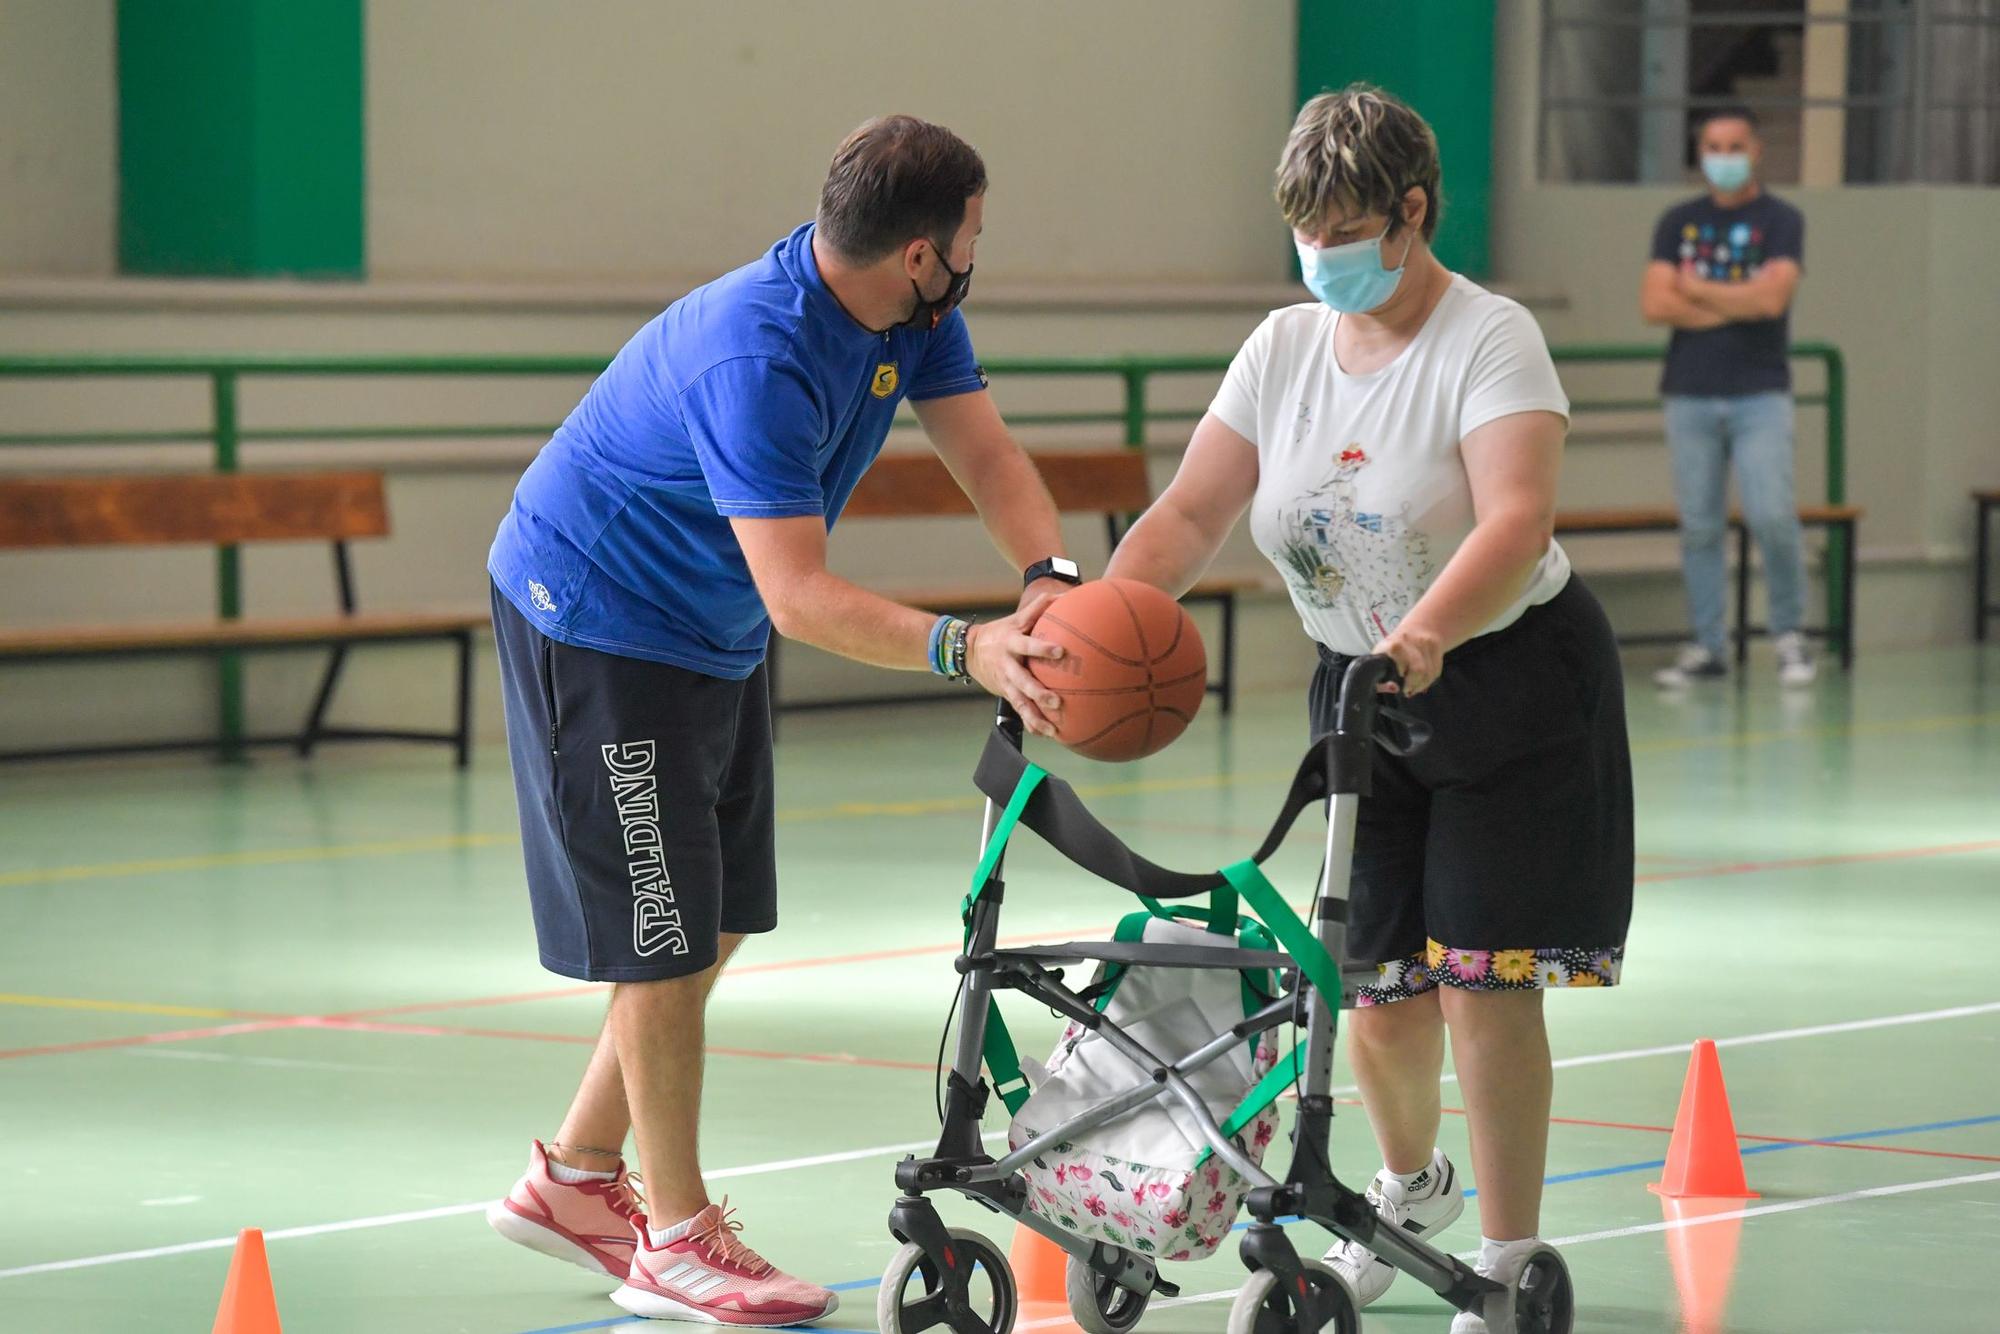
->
<box><xmin>1695</xmin><ymin>104</ymin><xmax>1760</xmax><ymax>136</ymax></box>
<box><xmin>816</xmin><ymin>115</ymin><xmax>987</xmax><ymax>264</ymax></box>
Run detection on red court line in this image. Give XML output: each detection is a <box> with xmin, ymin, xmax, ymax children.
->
<box><xmin>13</xmin><ymin>837</ymin><xmax>1998</xmax><ymax>1062</ymax></box>
<box><xmin>324</xmin><ymin>985</ymin><xmax>599</xmax><ymax>1022</ymax></box>
<box><xmin>326</xmin><ymin>928</ymin><xmax>1096</xmax><ymax>1024</ymax></box>
<box><xmin>1427</xmin><ymin>1104</ymin><xmax>2000</xmax><ymax>1166</ymax></box>
<box><xmin>0</xmin><ymin>1020</ymin><xmax>288</xmax><ymax>1061</ymax></box>
<box><xmin>704</xmin><ymin>1045</ymin><xmax>936</xmax><ymax>1072</ymax></box>
<box><xmin>1636</xmin><ymin>838</ymin><xmax>2000</xmax><ymax>884</ymax></box>
<box><xmin>357</xmin><ymin>838</ymin><xmax>2000</xmax><ymax>1026</ymax></box>
<box><xmin>315</xmin><ymin>1016</ymin><xmax>937</xmax><ymax>1071</ymax></box>
<box><xmin>11</xmin><ymin>1019</ymin><xmax>2000</xmax><ymax>1161</ymax></box>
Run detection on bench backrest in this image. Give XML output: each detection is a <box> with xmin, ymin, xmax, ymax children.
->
<box><xmin>0</xmin><ymin>471</ymin><xmax>390</xmax><ymax>551</ymax></box>
<box><xmin>843</xmin><ymin>449</ymin><xmax>1152</xmax><ymax>519</ymax></box>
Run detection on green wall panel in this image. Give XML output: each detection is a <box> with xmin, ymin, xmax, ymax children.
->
<box><xmin>118</xmin><ymin>0</ymin><xmax>364</xmax><ymax>277</ymax></box>
<box><xmin>1295</xmin><ymin>0</ymin><xmax>1495</xmax><ymax>277</ymax></box>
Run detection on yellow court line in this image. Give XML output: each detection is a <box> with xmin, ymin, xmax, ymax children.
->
<box><xmin>0</xmin><ymin>833</ymin><xmax>515</xmax><ymax>890</ymax></box>
<box><xmin>0</xmin><ymin>993</ymin><xmax>243</xmax><ymax>1019</ymax></box>
<box><xmin>780</xmin><ymin>708</ymin><xmax>2000</xmax><ymax>820</ymax></box>
<box><xmin>1630</xmin><ymin>708</ymin><xmax>2000</xmax><ymax>755</ymax></box>
<box><xmin>2</xmin><ymin>709</ymin><xmax>1992</xmax><ymax>888</ymax></box>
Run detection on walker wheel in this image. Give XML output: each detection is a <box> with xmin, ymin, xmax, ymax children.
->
<box><xmin>1065</xmin><ymin>1252</ymin><xmax>1150</xmax><ymax>1334</ymax></box>
<box><xmin>1493</xmin><ymin>1245</ymin><xmax>1573</xmax><ymax>1334</ymax></box>
<box><xmin>878</xmin><ymin>1227</ymin><xmax>1018</xmax><ymax>1334</ymax></box>
<box><xmin>1226</xmin><ymin>1260</ymin><xmax>1359</xmax><ymax>1334</ymax></box>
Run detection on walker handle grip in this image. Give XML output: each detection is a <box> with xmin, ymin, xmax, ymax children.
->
<box><xmin>1333</xmin><ymin>654</ymin><xmax>1402</xmax><ymax>740</ymax></box>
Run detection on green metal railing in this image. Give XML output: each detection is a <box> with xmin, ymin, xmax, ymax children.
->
<box><xmin>0</xmin><ymin>342</ymin><xmax>1845</xmax><ymax>754</ymax></box>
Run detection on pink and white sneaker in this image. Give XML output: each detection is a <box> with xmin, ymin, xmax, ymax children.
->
<box><xmin>612</xmin><ymin>1199</ymin><xmax>839</xmax><ymax>1325</ymax></box>
<box><xmin>486</xmin><ymin>1139</ymin><xmax>644</xmax><ymax>1279</ymax></box>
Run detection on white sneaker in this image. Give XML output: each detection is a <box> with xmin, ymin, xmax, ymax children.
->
<box><xmin>1774</xmin><ymin>632</ymin><xmax>1818</xmax><ymax>688</ymax></box>
<box><xmin>1322</xmin><ymin>1149</ymin><xmax>1465</xmax><ymax>1306</ymax></box>
<box><xmin>1653</xmin><ymin>644</ymin><xmax>1728</xmax><ymax>689</ymax></box>
<box><xmin>1449</xmin><ymin>1241</ymin><xmax>1565</xmax><ymax>1334</ymax></box>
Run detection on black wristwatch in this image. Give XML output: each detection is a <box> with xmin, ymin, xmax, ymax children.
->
<box><xmin>1023</xmin><ymin>556</ymin><xmax>1082</xmax><ymax>588</ymax></box>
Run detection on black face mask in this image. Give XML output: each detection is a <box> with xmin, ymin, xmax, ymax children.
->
<box><xmin>903</xmin><ymin>237</ymin><xmax>974</xmax><ymax>331</ymax></box>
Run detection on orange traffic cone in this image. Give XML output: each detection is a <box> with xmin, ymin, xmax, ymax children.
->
<box><xmin>211</xmin><ymin>1228</ymin><xmax>282</xmax><ymax>1334</ymax></box>
<box><xmin>1648</xmin><ymin>1040</ymin><xmax>1758</xmax><ymax>1199</ymax></box>
<box><xmin>1008</xmin><ymin>1224</ymin><xmax>1069</xmax><ymax>1306</ymax></box>
<box><xmin>1659</xmin><ymin>1196</ymin><xmax>1745</xmax><ymax>1334</ymax></box>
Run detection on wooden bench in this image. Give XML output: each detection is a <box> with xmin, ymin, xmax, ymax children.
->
<box><xmin>1975</xmin><ymin>489</ymin><xmax>2000</xmax><ymax>642</ymax></box>
<box><xmin>0</xmin><ymin>471</ymin><xmax>486</xmax><ymax>764</ymax></box>
<box><xmin>1554</xmin><ymin>503</ymin><xmax>1862</xmax><ymax>669</ymax></box>
<box><xmin>769</xmin><ymin>449</ymin><xmax>1260</xmax><ymax>714</ymax></box>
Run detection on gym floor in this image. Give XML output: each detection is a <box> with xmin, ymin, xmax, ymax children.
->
<box><xmin>2</xmin><ymin>644</ymin><xmax>1996</xmax><ymax>1333</ymax></box>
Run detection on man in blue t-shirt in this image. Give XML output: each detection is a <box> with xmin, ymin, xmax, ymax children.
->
<box><xmin>1641</xmin><ymin>105</ymin><xmax>1813</xmax><ymax>689</ymax></box>
<box><xmin>485</xmin><ymin>116</ymin><xmax>1079</xmax><ymax>1324</ymax></box>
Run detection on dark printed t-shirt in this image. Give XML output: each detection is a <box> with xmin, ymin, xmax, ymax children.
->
<box><xmin>1650</xmin><ymin>192</ymin><xmax>1804</xmax><ymax>397</ymax></box>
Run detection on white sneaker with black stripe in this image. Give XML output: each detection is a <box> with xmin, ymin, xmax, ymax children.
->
<box><xmin>1321</xmin><ymin>1148</ymin><xmax>1465</xmax><ymax>1306</ymax></box>
<box><xmin>1774</xmin><ymin>632</ymin><xmax>1818</xmax><ymax>688</ymax></box>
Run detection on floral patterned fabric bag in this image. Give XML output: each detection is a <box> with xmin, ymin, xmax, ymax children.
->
<box><xmin>1006</xmin><ymin>907</ymin><xmax>1286</xmax><ymax>1262</ymax></box>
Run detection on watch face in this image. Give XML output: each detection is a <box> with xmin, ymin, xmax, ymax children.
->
<box><xmin>1053</xmin><ymin>557</ymin><xmax>1080</xmax><ymax>579</ymax></box>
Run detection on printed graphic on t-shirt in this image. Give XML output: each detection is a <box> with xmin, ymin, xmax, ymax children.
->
<box><xmin>1677</xmin><ymin>220</ymin><xmax>1765</xmax><ymax>283</ymax></box>
<box><xmin>1270</xmin><ymin>436</ymin><xmax>1435</xmax><ymax>641</ymax></box>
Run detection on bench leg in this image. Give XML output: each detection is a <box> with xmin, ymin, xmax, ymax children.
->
<box><xmin>1978</xmin><ymin>501</ymin><xmax>1993</xmax><ymax>644</ymax></box>
<box><xmin>1734</xmin><ymin>521</ymin><xmax>1752</xmax><ymax>670</ymax></box>
<box><xmin>1219</xmin><ymin>593</ymin><xmax>1237</xmax><ymax>715</ymax></box>
<box><xmin>299</xmin><ymin>645</ymin><xmax>350</xmax><ymax>759</ymax></box>
<box><xmin>1842</xmin><ymin>519</ymin><xmax>1857</xmax><ymax>671</ymax></box>
<box><xmin>455</xmin><ymin>630</ymin><xmax>474</xmax><ymax>769</ymax></box>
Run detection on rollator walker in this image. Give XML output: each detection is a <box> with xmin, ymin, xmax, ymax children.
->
<box><xmin>877</xmin><ymin>655</ymin><xmax>1574</xmax><ymax>1334</ymax></box>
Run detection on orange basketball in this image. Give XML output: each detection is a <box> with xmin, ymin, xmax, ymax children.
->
<box><xmin>1029</xmin><ymin>578</ymin><xmax>1207</xmax><ymax>762</ymax></box>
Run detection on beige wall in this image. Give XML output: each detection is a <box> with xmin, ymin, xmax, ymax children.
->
<box><xmin>1</xmin><ymin>0</ymin><xmax>1298</xmax><ymax>286</ymax></box>
<box><xmin>2</xmin><ymin>0</ymin><xmax>1996</xmax><ymax>756</ymax></box>
<box><xmin>366</xmin><ymin>0</ymin><xmax>1298</xmax><ymax>285</ymax></box>
<box><xmin>0</xmin><ymin>0</ymin><xmax>116</xmax><ymax>275</ymax></box>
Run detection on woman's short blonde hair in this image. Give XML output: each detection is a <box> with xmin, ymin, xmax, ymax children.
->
<box><xmin>1276</xmin><ymin>84</ymin><xmax>1442</xmax><ymax>242</ymax></box>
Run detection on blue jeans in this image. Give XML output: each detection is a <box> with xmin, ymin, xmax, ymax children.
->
<box><xmin>1663</xmin><ymin>392</ymin><xmax>1809</xmax><ymax>656</ymax></box>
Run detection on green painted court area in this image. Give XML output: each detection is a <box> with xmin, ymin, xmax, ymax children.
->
<box><xmin>2</xmin><ymin>648</ymin><xmax>1996</xmax><ymax>1334</ymax></box>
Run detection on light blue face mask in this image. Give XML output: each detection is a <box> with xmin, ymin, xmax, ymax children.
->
<box><xmin>1295</xmin><ymin>222</ymin><xmax>1408</xmax><ymax>314</ymax></box>
<box><xmin>1701</xmin><ymin>152</ymin><xmax>1753</xmax><ymax>193</ymax></box>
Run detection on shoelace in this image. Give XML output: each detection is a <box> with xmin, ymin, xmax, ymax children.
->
<box><xmin>689</xmin><ymin>1198</ymin><xmax>772</xmax><ymax>1276</ymax></box>
<box><xmin>609</xmin><ymin>1170</ymin><xmax>647</xmax><ymax>1219</ymax></box>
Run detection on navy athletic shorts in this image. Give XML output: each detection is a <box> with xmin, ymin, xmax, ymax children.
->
<box><xmin>492</xmin><ymin>585</ymin><xmax>778</xmax><ymax>982</ymax></box>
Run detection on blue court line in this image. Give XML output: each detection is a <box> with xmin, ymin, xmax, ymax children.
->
<box><xmin>1464</xmin><ymin>1112</ymin><xmax>2000</xmax><ymax>1192</ymax></box>
<box><xmin>507</xmin><ymin>1109</ymin><xmax>2000</xmax><ymax>1334</ymax></box>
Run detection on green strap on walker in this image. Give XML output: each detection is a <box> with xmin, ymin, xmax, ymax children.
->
<box><xmin>1192</xmin><ymin>858</ymin><xmax>1346</xmax><ymax>1166</ymax></box>
<box><xmin>1219</xmin><ymin>859</ymin><xmax>1344</xmax><ymax>1004</ymax></box>
<box><xmin>962</xmin><ymin>777</ymin><xmax>1345</xmax><ymax>1136</ymax></box>
<box><xmin>962</xmin><ymin>764</ymin><xmax>1048</xmax><ymax>1116</ymax></box>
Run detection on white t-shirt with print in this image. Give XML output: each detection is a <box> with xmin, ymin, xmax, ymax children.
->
<box><xmin>1210</xmin><ymin>275</ymin><xmax>1572</xmax><ymax>656</ymax></box>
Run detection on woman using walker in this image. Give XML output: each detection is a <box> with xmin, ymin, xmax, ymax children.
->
<box><xmin>1106</xmin><ymin>85</ymin><xmax>1634</xmax><ymax>1332</ymax></box>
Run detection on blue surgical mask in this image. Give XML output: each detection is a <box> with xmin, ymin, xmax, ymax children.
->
<box><xmin>1295</xmin><ymin>224</ymin><xmax>1407</xmax><ymax>314</ymax></box>
<box><xmin>1701</xmin><ymin>152</ymin><xmax>1753</xmax><ymax>193</ymax></box>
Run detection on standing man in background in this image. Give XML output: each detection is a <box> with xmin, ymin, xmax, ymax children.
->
<box><xmin>484</xmin><ymin>115</ymin><xmax>1078</xmax><ymax>1326</ymax></box>
<box><xmin>1640</xmin><ymin>105</ymin><xmax>1814</xmax><ymax>688</ymax></box>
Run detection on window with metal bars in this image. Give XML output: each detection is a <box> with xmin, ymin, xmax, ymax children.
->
<box><xmin>1538</xmin><ymin>0</ymin><xmax>2000</xmax><ymax>184</ymax></box>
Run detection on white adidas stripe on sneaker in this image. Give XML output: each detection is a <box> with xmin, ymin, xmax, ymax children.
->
<box><xmin>655</xmin><ymin>1259</ymin><xmax>736</xmax><ymax>1297</ymax></box>
<box><xmin>1323</xmin><ymin>1149</ymin><xmax>1467</xmax><ymax>1307</ymax></box>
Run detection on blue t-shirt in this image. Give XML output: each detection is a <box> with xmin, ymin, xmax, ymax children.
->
<box><xmin>488</xmin><ymin>221</ymin><xmax>988</xmax><ymax>678</ymax></box>
<box><xmin>1650</xmin><ymin>192</ymin><xmax>1804</xmax><ymax>397</ymax></box>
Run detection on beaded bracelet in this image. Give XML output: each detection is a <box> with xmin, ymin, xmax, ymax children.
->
<box><xmin>946</xmin><ymin>618</ymin><xmax>972</xmax><ymax>683</ymax></box>
<box><xmin>929</xmin><ymin>615</ymin><xmax>971</xmax><ymax>679</ymax></box>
